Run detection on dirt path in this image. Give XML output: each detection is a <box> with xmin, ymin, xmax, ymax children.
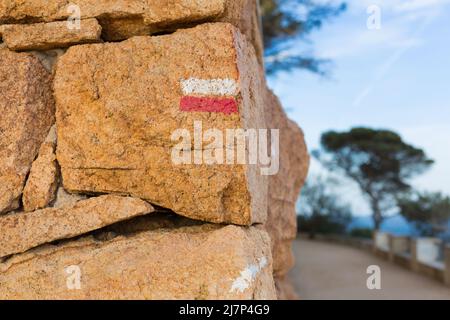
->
<box><xmin>289</xmin><ymin>238</ymin><xmax>450</xmax><ymax>300</ymax></box>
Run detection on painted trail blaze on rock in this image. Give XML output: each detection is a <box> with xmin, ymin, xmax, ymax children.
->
<box><xmin>180</xmin><ymin>96</ymin><xmax>238</xmax><ymax>114</ymax></box>
<box><xmin>55</xmin><ymin>23</ymin><xmax>267</xmax><ymax>226</ymax></box>
<box><xmin>180</xmin><ymin>78</ymin><xmax>240</xmax><ymax>114</ymax></box>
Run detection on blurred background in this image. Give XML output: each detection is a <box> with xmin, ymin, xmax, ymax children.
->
<box><xmin>261</xmin><ymin>0</ymin><xmax>450</xmax><ymax>299</ymax></box>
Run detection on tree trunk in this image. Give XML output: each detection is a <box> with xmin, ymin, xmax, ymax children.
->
<box><xmin>371</xmin><ymin>199</ymin><xmax>383</xmax><ymax>230</ymax></box>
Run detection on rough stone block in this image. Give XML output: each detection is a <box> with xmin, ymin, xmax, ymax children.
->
<box><xmin>22</xmin><ymin>126</ymin><xmax>59</xmax><ymax>212</ymax></box>
<box><xmin>0</xmin><ymin>195</ymin><xmax>154</xmax><ymax>258</ymax></box>
<box><xmin>0</xmin><ymin>224</ymin><xmax>276</xmax><ymax>300</ymax></box>
<box><xmin>54</xmin><ymin>23</ymin><xmax>267</xmax><ymax>226</ymax></box>
<box><xmin>264</xmin><ymin>89</ymin><xmax>309</xmax><ymax>276</ymax></box>
<box><xmin>1</xmin><ymin>18</ymin><xmax>102</xmax><ymax>51</ymax></box>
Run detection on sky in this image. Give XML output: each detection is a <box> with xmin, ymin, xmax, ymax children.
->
<box><xmin>268</xmin><ymin>0</ymin><xmax>450</xmax><ymax>216</ymax></box>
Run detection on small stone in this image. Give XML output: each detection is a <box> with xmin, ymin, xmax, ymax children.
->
<box><xmin>23</xmin><ymin>126</ymin><xmax>59</xmax><ymax>212</ymax></box>
<box><xmin>142</xmin><ymin>0</ymin><xmax>224</xmax><ymax>27</ymax></box>
<box><xmin>1</xmin><ymin>18</ymin><xmax>102</xmax><ymax>51</ymax></box>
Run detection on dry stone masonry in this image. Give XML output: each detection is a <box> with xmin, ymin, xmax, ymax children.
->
<box><xmin>0</xmin><ymin>50</ymin><xmax>55</xmax><ymax>214</ymax></box>
<box><xmin>0</xmin><ymin>0</ymin><xmax>309</xmax><ymax>300</ymax></box>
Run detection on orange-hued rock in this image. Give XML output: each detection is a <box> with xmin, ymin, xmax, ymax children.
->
<box><xmin>275</xmin><ymin>275</ymin><xmax>299</xmax><ymax>300</ymax></box>
<box><xmin>0</xmin><ymin>0</ymin><xmax>224</xmax><ymax>24</ymax></box>
<box><xmin>0</xmin><ymin>18</ymin><xmax>102</xmax><ymax>51</ymax></box>
<box><xmin>0</xmin><ymin>224</ymin><xmax>276</xmax><ymax>300</ymax></box>
<box><xmin>54</xmin><ymin>23</ymin><xmax>267</xmax><ymax>226</ymax></box>
<box><xmin>22</xmin><ymin>126</ymin><xmax>58</xmax><ymax>212</ymax></box>
<box><xmin>222</xmin><ymin>0</ymin><xmax>264</xmax><ymax>65</ymax></box>
<box><xmin>267</xmin><ymin>201</ymin><xmax>297</xmax><ymax>275</ymax></box>
<box><xmin>142</xmin><ymin>0</ymin><xmax>224</xmax><ymax>27</ymax></box>
<box><xmin>0</xmin><ymin>195</ymin><xmax>154</xmax><ymax>258</ymax></box>
<box><xmin>0</xmin><ymin>1</ymin><xmax>263</xmax><ymax>62</ymax></box>
<box><xmin>264</xmin><ymin>89</ymin><xmax>310</xmax><ymax>276</ymax></box>
<box><xmin>0</xmin><ymin>0</ymin><xmax>147</xmax><ymax>24</ymax></box>
<box><xmin>0</xmin><ymin>50</ymin><xmax>55</xmax><ymax>214</ymax></box>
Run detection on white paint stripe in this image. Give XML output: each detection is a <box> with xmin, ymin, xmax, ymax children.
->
<box><xmin>229</xmin><ymin>257</ymin><xmax>268</xmax><ymax>294</ymax></box>
<box><xmin>181</xmin><ymin>78</ymin><xmax>239</xmax><ymax>96</ymax></box>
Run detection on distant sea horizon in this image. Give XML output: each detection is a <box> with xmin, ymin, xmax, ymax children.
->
<box><xmin>348</xmin><ymin>214</ymin><xmax>418</xmax><ymax>236</ymax></box>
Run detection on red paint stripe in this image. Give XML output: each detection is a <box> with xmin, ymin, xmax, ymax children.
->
<box><xmin>180</xmin><ymin>96</ymin><xmax>238</xmax><ymax>115</ymax></box>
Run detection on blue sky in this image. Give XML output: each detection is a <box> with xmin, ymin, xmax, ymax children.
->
<box><xmin>268</xmin><ymin>0</ymin><xmax>450</xmax><ymax>215</ymax></box>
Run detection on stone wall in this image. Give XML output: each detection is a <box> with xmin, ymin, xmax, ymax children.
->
<box><xmin>0</xmin><ymin>0</ymin><xmax>309</xmax><ymax>300</ymax></box>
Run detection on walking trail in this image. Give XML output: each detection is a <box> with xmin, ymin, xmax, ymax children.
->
<box><xmin>289</xmin><ymin>238</ymin><xmax>450</xmax><ymax>300</ymax></box>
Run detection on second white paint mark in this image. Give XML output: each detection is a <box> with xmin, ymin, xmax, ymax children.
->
<box><xmin>229</xmin><ymin>257</ymin><xmax>268</xmax><ymax>294</ymax></box>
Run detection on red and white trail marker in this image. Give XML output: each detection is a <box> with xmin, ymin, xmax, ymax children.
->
<box><xmin>180</xmin><ymin>78</ymin><xmax>239</xmax><ymax>115</ymax></box>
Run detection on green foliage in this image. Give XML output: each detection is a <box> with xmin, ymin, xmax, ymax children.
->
<box><xmin>261</xmin><ymin>0</ymin><xmax>346</xmax><ymax>75</ymax></box>
<box><xmin>297</xmin><ymin>175</ymin><xmax>353</xmax><ymax>236</ymax></box>
<box><xmin>349</xmin><ymin>228</ymin><xmax>373</xmax><ymax>239</ymax></box>
<box><xmin>398</xmin><ymin>192</ymin><xmax>450</xmax><ymax>237</ymax></box>
<box><xmin>314</xmin><ymin>127</ymin><xmax>434</xmax><ymax>229</ymax></box>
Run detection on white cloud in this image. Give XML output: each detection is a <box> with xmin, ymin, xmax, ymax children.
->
<box><xmin>319</xmin><ymin>24</ymin><xmax>424</xmax><ymax>59</ymax></box>
<box><xmin>399</xmin><ymin>125</ymin><xmax>450</xmax><ymax>196</ymax></box>
<box><xmin>311</xmin><ymin>0</ymin><xmax>446</xmax><ymax>106</ymax></box>
<box><xmin>394</xmin><ymin>0</ymin><xmax>450</xmax><ymax>12</ymax></box>
<box><xmin>299</xmin><ymin>0</ymin><xmax>450</xmax><ymax>60</ymax></box>
<box><xmin>344</xmin><ymin>0</ymin><xmax>450</xmax><ymax>12</ymax></box>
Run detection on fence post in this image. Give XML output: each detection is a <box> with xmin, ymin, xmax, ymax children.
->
<box><xmin>372</xmin><ymin>231</ymin><xmax>378</xmax><ymax>254</ymax></box>
<box><xmin>444</xmin><ymin>245</ymin><xmax>450</xmax><ymax>287</ymax></box>
<box><xmin>388</xmin><ymin>234</ymin><xmax>395</xmax><ymax>262</ymax></box>
<box><xmin>391</xmin><ymin>236</ymin><xmax>410</xmax><ymax>259</ymax></box>
<box><xmin>410</xmin><ymin>238</ymin><xmax>419</xmax><ymax>272</ymax></box>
